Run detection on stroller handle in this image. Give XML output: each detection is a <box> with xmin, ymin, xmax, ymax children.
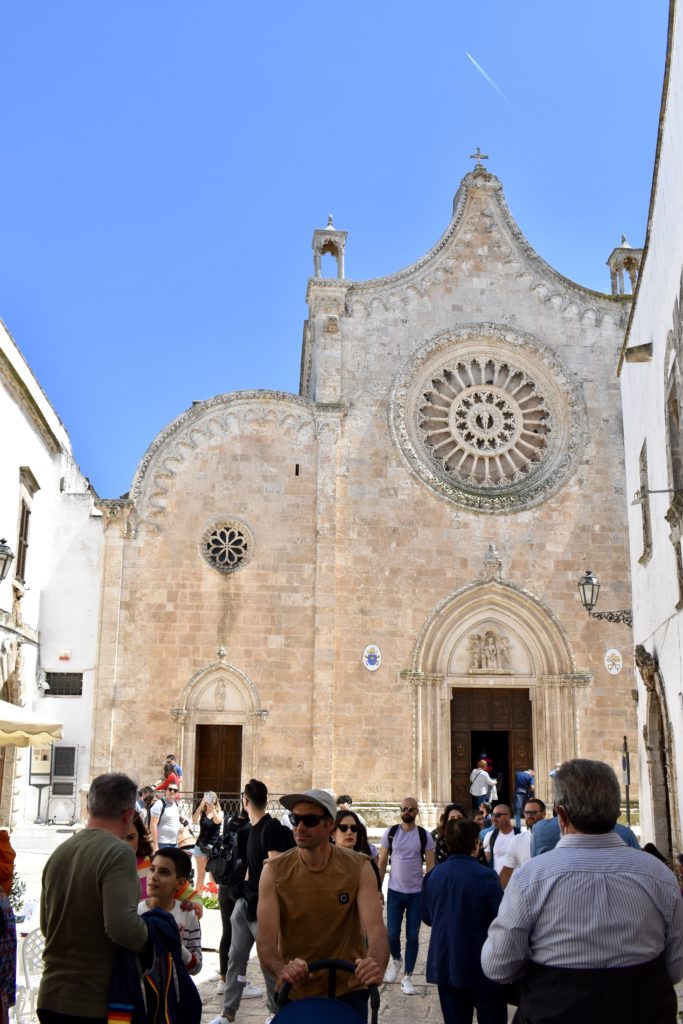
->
<box><xmin>278</xmin><ymin>957</ymin><xmax>381</xmax><ymax>1015</ymax></box>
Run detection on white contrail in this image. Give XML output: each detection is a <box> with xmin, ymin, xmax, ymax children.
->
<box><xmin>466</xmin><ymin>52</ymin><xmax>512</xmax><ymax>107</ymax></box>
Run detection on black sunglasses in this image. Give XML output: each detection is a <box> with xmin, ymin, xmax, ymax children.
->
<box><xmin>336</xmin><ymin>824</ymin><xmax>359</xmax><ymax>834</ymax></box>
<box><xmin>289</xmin><ymin>812</ymin><xmax>327</xmax><ymax>828</ymax></box>
<box><xmin>401</xmin><ymin>807</ymin><xmax>417</xmax><ymax>814</ymax></box>
<box><xmin>167</xmin><ymin>787</ymin><xmax>179</xmax><ymax>793</ymax></box>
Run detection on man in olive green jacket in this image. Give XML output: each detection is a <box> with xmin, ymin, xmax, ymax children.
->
<box><xmin>38</xmin><ymin>773</ymin><xmax>149</xmax><ymax>1024</ymax></box>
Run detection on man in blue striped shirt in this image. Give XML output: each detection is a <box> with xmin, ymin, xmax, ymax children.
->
<box><xmin>481</xmin><ymin>759</ymin><xmax>683</xmax><ymax>1024</ymax></box>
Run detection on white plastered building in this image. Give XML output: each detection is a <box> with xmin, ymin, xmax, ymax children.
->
<box><xmin>619</xmin><ymin>0</ymin><xmax>683</xmax><ymax>856</ymax></box>
<box><xmin>0</xmin><ymin>318</ymin><xmax>103</xmax><ymax>826</ymax></box>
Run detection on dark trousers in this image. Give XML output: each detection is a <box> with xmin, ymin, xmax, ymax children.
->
<box><xmin>38</xmin><ymin>1013</ymin><xmax>107</xmax><ymax>1024</ymax></box>
<box><xmin>218</xmin><ymin>883</ymin><xmax>236</xmax><ymax>976</ymax></box>
<box><xmin>514</xmin><ymin>956</ymin><xmax>676</xmax><ymax>1024</ymax></box>
<box><xmin>386</xmin><ymin>889</ymin><xmax>422</xmax><ymax>974</ymax></box>
<box><xmin>437</xmin><ymin>982</ymin><xmax>508</xmax><ymax>1024</ymax></box>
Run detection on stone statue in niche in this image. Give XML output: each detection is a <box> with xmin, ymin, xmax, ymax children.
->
<box><xmin>468</xmin><ymin>629</ymin><xmax>511</xmax><ymax>673</ymax></box>
<box><xmin>215</xmin><ymin>680</ymin><xmax>227</xmax><ymax>711</ymax></box>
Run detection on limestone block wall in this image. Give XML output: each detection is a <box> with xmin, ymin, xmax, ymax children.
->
<box><xmin>91</xmin><ymin>394</ymin><xmax>321</xmax><ymax>792</ymax></box>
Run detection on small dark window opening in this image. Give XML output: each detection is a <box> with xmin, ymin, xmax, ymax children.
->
<box><xmin>295</xmin><ymin>464</ymin><xmax>300</xmax><ymax>477</ymax></box>
<box><xmin>52</xmin><ymin>781</ymin><xmax>74</xmax><ymax>796</ymax></box>
<box><xmin>45</xmin><ymin>673</ymin><xmax>83</xmax><ymax>697</ymax></box>
<box><xmin>16</xmin><ymin>501</ymin><xmax>31</xmax><ymax>583</ymax></box>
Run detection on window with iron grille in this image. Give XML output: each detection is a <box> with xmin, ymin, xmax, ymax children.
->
<box><xmin>15</xmin><ymin>500</ymin><xmax>30</xmax><ymax>583</ymax></box>
<box><xmin>44</xmin><ymin>673</ymin><xmax>83</xmax><ymax>697</ymax></box>
<box><xmin>52</xmin><ymin>746</ymin><xmax>76</xmax><ymax>777</ymax></box>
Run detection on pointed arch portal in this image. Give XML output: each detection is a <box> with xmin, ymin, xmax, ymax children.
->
<box><xmin>172</xmin><ymin>660</ymin><xmax>267</xmax><ymax>794</ymax></box>
<box><xmin>405</xmin><ymin>576</ymin><xmax>591</xmax><ymax>809</ymax></box>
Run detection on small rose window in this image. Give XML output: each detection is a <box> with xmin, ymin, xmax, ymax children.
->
<box><xmin>201</xmin><ymin>520</ymin><xmax>253</xmax><ymax>574</ymax></box>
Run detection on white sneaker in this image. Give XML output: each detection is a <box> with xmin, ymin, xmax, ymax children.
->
<box><xmin>383</xmin><ymin>957</ymin><xmax>403</xmax><ymax>983</ymax></box>
<box><xmin>216</xmin><ymin>979</ymin><xmax>225</xmax><ymax>994</ymax></box>
<box><xmin>243</xmin><ymin>982</ymin><xmax>264</xmax><ymax>998</ymax></box>
<box><xmin>401</xmin><ymin>974</ymin><xmax>416</xmax><ymax>995</ymax></box>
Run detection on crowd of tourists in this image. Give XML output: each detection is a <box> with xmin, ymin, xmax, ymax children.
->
<box><xmin>2</xmin><ymin>757</ymin><xmax>683</xmax><ymax>1024</ymax></box>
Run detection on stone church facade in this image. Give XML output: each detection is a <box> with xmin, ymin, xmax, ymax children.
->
<box><xmin>91</xmin><ymin>163</ymin><xmax>637</xmax><ymax>820</ymax></box>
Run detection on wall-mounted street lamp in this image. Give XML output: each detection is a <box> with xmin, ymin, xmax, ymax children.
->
<box><xmin>577</xmin><ymin>570</ymin><xmax>633</xmax><ymax>627</ymax></box>
<box><xmin>0</xmin><ymin>539</ymin><xmax>14</xmax><ymax>583</ymax></box>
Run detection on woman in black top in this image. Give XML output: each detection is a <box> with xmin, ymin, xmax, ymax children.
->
<box><xmin>191</xmin><ymin>790</ymin><xmax>223</xmax><ymax>890</ymax></box>
<box><xmin>432</xmin><ymin>803</ymin><xmax>467</xmax><ymax>864</ymax></box>
<box><xmin>332</xmin><ymin>810</ymin><xmax>382</xmax><ymax>892</ymax></box>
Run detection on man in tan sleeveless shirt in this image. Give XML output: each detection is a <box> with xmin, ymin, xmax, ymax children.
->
<box><xmin>257</xmin><ymin>789</ymin><xmax>388</xmax><ymax>1021</ymax></box>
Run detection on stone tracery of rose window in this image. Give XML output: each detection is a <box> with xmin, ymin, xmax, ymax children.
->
<box><xmin>419</xmin><ymin>359</ymin><xmax>551</xmax><ymax>487</ymax></box>
<box><xmin>201</xmin><ymin>519</ymin><xmax>253</xmax><ymax>574</ymax></box>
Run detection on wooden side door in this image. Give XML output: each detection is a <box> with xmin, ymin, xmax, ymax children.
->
<box><xmin>450</xmin><ymin>689</ymin><xmax>472</xmax><ymax>808</ymax></box>
<box><xmin>194</xmin><ymin>725</ymin><xmax>242</xmax><ymax>795</ymax></box>
<box><xmin>509</xmin><ymin>689</ymin><xmax>534</xmax><ymax>778</ymax></box>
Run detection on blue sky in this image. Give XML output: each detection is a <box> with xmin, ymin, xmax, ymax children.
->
<box><xmin>0</xmin><ymin>2</ymin><xmax>669</xmax><ymax>497</ymax></box>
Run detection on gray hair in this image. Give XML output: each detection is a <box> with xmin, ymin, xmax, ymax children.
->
<box><xmin>553</xmin><ymin>759</ymin><xmax>620</xmax><ymax>833</ymax></box>
<box><xmin>87</xmin><ymin>773</ymin><xmax>138</xmax><ymax>819</ymax></box>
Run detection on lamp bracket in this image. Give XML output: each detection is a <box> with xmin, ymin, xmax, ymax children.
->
<box><xmin>590</xmin><ymin>609</ymin><xmax>633</xmax><ymax>627</ymax></box>
<box><xmin>632</xmin><ymin>487</ymin><xmax>683</xmax><ymax>505</ymax></box>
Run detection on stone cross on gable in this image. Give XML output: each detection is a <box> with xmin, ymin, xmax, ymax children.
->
<box><xmin>469</xmin><ymin>147</ymin><xmax>489</xmax><ymax>167</ymax></box>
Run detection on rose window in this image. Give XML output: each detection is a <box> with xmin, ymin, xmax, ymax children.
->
<box><xmin>419</xmin><ymin>361</ymin><xmax>551</xmax><ymax>486</ymax></box>
<box><xmin>389</xmin><ymin>326</ymin><xmax>586</xmax><ymax>514</ymax></box>
<box><xmin>201</xmin><ymin>520</ymin><xmax>253</xmax><ymax>574</ymax></box>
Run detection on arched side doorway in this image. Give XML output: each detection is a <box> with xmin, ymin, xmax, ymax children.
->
<box><xmin>635</xmin><ymin>645</ymin><xmax>678</xmax><ymax>858</ymax></box>
<box><xmin>406</xmin><ymin>571</ymin><xmax>590</xmax><ymax>812</ymax></box>
<box><xmin>172</xmin><ymin>658</ymin><xmax>267</xmax><ymax>795</ymax></box>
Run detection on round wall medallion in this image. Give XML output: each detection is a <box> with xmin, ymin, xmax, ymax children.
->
<box><xmin>363</xmin><ymin>644</ymin><xmax>382</xmax><ymax>671</ymax></box>
<box><xmin>389</xmin><ymin>324</ymin><xmax>586</xmax><ymax>514</ymax></box>
<box><xmin>604</xmin><ymin>649</ymin><xmax>623</xmax><ymax>675</ymax></box>
<box><xmin>201</xmin><ymin>519</ymin><xmax>253</xmax><ymax>574</ymax></box>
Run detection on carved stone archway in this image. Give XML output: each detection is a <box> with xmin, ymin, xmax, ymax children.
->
<box><xmin>171</xmin><ymin>657</ymin><xmax>267</xmax><ymax>793</ymax></box>
<box><xmin>405</xmin><ymin>556</ymin><xmax>590</xmax><ymax>811</ymax></box>
<box><xmin>635</xmin><ymin>645</ymin><xmax>678</xmax><ymax>857</ymax></box>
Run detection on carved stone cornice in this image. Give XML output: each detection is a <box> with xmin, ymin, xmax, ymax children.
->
<box><xmin>544</xmin><ymin>672</ymin><xmax>592</xmax><ymax>688</ymax></box>
<box><xmin>0</xmin><ymin>609</ymin><xmax>39</xmax><ymax>646</ymax></box>
<box><xmin>341</xmin><ymin>169</ymin><xmax>628</xmax><ymax>325</ymax></box>
<box><xmin>125</xmin><ymin>390</ymin><xmax>318</xmax><ymax>525</ymax></box>
<box><xmin>305</xmin><ymin>278</ymin><xmax>350</xmax><ymax>312</ymax></box>
<box><xmin>94</xmin><ymin>498</ymin><xmax>137</xmax><ymax>538</ymax></box>
<box><xmin>665</xmin><ymin>493</ymin><xmax>683</xmax><ymax>544</ymax></box>
<box><xmin>400</xmin><ymin>670</ymin><xmax>444</xmax><ymax>686</ymax></box>
<box><xmin>634</xmin><ymin>644</ymin><xmax>658</xmax><ymax>692</ymax></box>
<box><xmin>0</xmin><ymin>347</ymin><xmax>64</xmax><ymax>456</ymax></box>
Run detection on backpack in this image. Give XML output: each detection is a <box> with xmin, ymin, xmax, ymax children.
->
<box><xmin>145</xmin><ymin>799</ymin><xmax>164</xmax><ymax>831</ymax></box>
<box><xmin>387</xmin><ymin>823</ymin><xmax>428</xmax><ymax>862</ymax></box>
<box><xmin>206</xmin><ymin>820</ymin><xmax>247</xmax><ymax>887</ymax></box>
